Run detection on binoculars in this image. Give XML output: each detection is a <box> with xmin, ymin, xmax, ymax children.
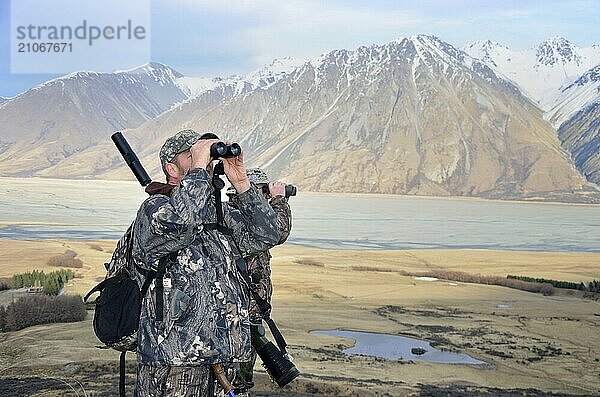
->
<box><xmin>261</xmin><ymin>184</ymin><xmax>297</xmax><ymax>198</ymax></box>
<box><xmin>210</xmin><ymin>142</ymin><xmax>241</xmax><ymax>159</ymax></box>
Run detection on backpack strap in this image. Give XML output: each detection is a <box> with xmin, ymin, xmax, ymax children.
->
<box><xmin>133</xmin><ymin>251</ymin><xmax>178</xmax><ymax>323</ymax></box>
<box><xmin>139</xmin><ymin>252</ymin><xmax>177</xmax><ymax>322</ymax></box>
<box><xmin>119</xmin><ymin>351</ymin><xmax>127</xmax><ymax>397</ymax></box>
<box><xmin>204</xmin><ymin>222</ymin><xmax>233</xmax><ymax>236</ymax></box>
<box><xmin>115</xmin><ymin>255</ymin><xmax>173</xmax><ymax>397</ymax></box>
<box><xmin>83</xmin><ymin>278</ymin><xmax>110</xmax><ymax>302</ymax></box>
<box><xmin>140</xmin><ymin>270</ymin><xmax>155</xmax><ymax>296</ymax></box>
<box><xmin>154</xmin><ymin>255</ymin><xmax>168</xmax><ymax>322</ymax></box>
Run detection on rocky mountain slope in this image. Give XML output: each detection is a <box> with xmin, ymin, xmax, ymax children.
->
<box><xmin>88</xmin><ymin>35</ymin><xmax>586</xmax><ymax>199</ymax></box>
<box><xmin>545</xmin><ymin>65</ymin><xmax>600</xmax><ymax>128</ymax></box>
<box><xmin>0</xmin><ymin>63</ymin><xmax>189</xmax><ymax>176</ymax></box>
<box><xmin>557</xmin><ymin>101</ymin><xmax>600</xmax><ymax>184</ymax></box>
<box><xmin>0</xmin><ymin>36</ymin><xmax>594</xmax><ymax>200</ymax></box>
<box><xmin>464</xmin><ymin>38</ymin><xmax>600</xmax><ymax>191</ymax></box>
<box><xmin>0</xmin><ymin>59</ymin><xmax>300</xmax><ymax>177</ymax></box>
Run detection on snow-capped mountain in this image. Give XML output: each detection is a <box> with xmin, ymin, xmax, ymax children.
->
<box><xmin>0</xmin><ymin>97</ymin><xmax>7</xmax><ymax>106</ymax></box>
<box><xmin>0</xmin><ymin>62</ymin><xmax>190</xmax><ymax>176</ymax></box>
<box><xmin>39</xmin><ymin>58</ymin><xmax>302</xmax><ymax>178</ymax></box>
<box><xmin>81</xmin><ymin>35</ymin><xmax>586</xmax><ymax>200</ymax></box>
<box><xmin>244</xmin><ymin>57</ymin><xmax>302</xmax><ymax>88</ymax></box>
<box><xmin>552</xmin><ymin>65</ymin><xmax>600</xmax><ymax>185</ymax></box>
<box><xmin>175</xmin><ymin>57</ymin><xmax>301</xmax><ymax>100</ymax></box>
<box><xmin>465</xmin><ymin>38</ymin><xmax>600</xmax><ymax>189</ymax></box>
<box><xmin>463</xmin><ymin>37</ymin><xmax>600</xmax><ymax>106</ymax></box>
<box><xmin>0</xmin><ymin>59</ymin><xmax>298</xmax><ymax>177</ymax></box>
<box><xmin>0</xmin><ymin>35</ymin><xmax>592</xmax><ymax>200</ymax></box>
<box><xmin>546</xmin><ymin>65</ymin><xmax>600</xmax><ymax>127</ymax></box>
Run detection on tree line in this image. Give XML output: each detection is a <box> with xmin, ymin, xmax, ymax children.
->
<box><xmin>12</xmin><ymin>269</ymin><xmax>75</xmax><ymax>295</ymax></box>
<box><xmin>507</xmin><ymin>275</ymin><xmax>600</xmax><ymax>293</ymax></box>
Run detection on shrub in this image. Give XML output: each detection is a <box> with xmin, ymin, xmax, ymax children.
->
<box><xmin>508</xmin><ymin>275</ymin><xmax>580</xmax><ymax>290</ymax></box>
<box><xmin>293</xmin><ymin>258</ymin><xmax>324</xmax><ymax>267</ymax></box>
<box><xmin>0</xmin><ymin>277</ymin><xmax>12</xmax><ymax>291</ymax></box>
<box><xmin>410</xmin><ymin>270</ymin><xmax>555</xmax><ymax>296</ymax></box>
<box><xmin>47</xmin><ymin>250</ymin><xmax>83</xmax><ymax>268</ymax></box>
<box><xmin>88</xmin><ymin>243</ymin><xmax>104</xmax><ymax>252</ymax></box>
<box><xmin>0</xmin><ymin>294</ymin><xmax>86</xmax><ymax>332</ymax></box>
<box><xmin>508</xmin><ymin>275</ymin><xmax>600</xmax><ymax>294</ymax></box>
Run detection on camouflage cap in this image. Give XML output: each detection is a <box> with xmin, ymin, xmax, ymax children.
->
<box><xmin>159</xmin><ymin>129</ymin><xmax>201</xmax><ymax>172</ymax></box>
<box><xmin>246</xmin><ymin>168</ymin><xmax>270</xmax><ymax>184</ymax></box>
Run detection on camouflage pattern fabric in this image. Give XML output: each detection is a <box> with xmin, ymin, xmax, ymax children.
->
<box><xmin>159</xmin><ymin>129</ymin><xmax>202</xmax><ymax>174</ymax></box>
<box><xmin>105</xmin><ymin>224</ymin><xmax>134</xmax><ymax>279</ymax></box>
<box><xmin>131</xmin><ymin>167</ymin><xmax>280</xmax><ymax>370</ymax></box>
<box><xmin>135</xmin><ymin>364</ymin><xmax>213</xmax><ymax>397</ymax></box>
<box><xmin>235</xmin><ymin>339</ymin><xmax>258</xmax><ymax>392</ymax></box>
<box><xmin>245</xmin><ymin>168</ymin><xmax>270</xmax><ymax>184</ymax></box>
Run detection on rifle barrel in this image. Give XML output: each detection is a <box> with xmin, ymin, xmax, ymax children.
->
<box><xmin>111</xmin><ymin>132</ymin><xmax>151</xmax><ymax>187</ymax></box>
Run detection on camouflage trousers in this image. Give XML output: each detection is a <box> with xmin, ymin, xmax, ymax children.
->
<box><xmin>234</xmin><ymin>348</ymin><xmax>257</xmax><ymax>392</ymax></box>
<box><xmin>135</xmin><ymin>364</ymin><xmax>236</xmax><ymax>397</ymax></box>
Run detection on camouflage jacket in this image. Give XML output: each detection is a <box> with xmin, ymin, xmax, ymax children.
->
<box><xmin>131</xmin><ymin>168</ymin><xmax>280</xmax><ymax>366</ymax></box>
<box><xmin>244</xmin><ymin>195</ymin><xmax>292</xmax><ymax>321</ymax></box>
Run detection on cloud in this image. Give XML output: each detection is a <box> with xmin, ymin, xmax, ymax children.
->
<box><xmin>150</xmin><ymin>0</ymin><xmax>600</xmax><ymax>76</ymax></box>
<box><xmin>493</xmin><ymin>9</ymin><xmax>534</xmax><ymax>18</ymax></box>
<box><xmin>155</xmin><ymin>0</ymin><xmax>424</xmax><ymax>67</ymax></box>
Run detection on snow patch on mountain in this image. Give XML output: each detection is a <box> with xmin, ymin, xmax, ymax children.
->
<box><xmin>545</xmin><ymin>65</ymin><xmax>600</xmax><ymax>128</ymax></box>
<box><xmin>169</xmin><ymin>57</ymin><xmax>302</xmax><ymax>108</ymax></box>
<box><xmin>463</xmin><ymin>37</ymin><xmax>600</xmax><ymax>106</ymax></box>
<box><xmin>302</xmin><ymin>34</ymin><xmax>520</xmax><ymax>99</ymax></box>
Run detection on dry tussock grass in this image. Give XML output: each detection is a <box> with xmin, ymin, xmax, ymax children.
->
<box><xmin>293</xmin><ymin>258</ymin><xmax>324</xmax><ymax>267</ymax></box>
<box><xmin>351</xmin><ymin>265</ymin><xmax>395</xmax><ymax>272</ymax></box>
<box><xmin>88</xmin><ymin>243</ymin><xmax>104</xmax><ymax>252</ymax></box>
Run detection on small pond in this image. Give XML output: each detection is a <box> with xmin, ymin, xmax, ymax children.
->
<box><xmin>311</xmin><ymin>330</ymin><xmax>488</xmax><ymax>365</ymax></box>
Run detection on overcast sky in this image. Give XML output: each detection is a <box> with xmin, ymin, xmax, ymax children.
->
<box><xmin>1</xmin><ymin>0</ymin><xmax>599</xmax><ymax>97</ymax></box>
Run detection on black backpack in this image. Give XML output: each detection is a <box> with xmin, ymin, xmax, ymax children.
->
<box><xmin>84</xmin><ymin>224</ymin><xmax>172</xmax><ymax>397</ymax></box>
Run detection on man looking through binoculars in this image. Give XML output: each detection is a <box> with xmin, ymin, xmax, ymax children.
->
<box><xmin>133</xmin><ymin>129</ymin><xmax>280</xmax><ymax>396</ymax></box>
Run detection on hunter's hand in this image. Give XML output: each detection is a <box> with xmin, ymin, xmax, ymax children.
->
<box><xmin>221</xmin><ymin>145</ymin><xmax>250</xmax><ymax>193</ymax></box>
<box><xmin>190</xmin><ymin>139</ymin><xmax>219</xmax><ymax>170</ymax></box>
<box><xmin>268</xmin><ymin>182</ymin><xmax>286</xmax><ymax>197</ymax></box>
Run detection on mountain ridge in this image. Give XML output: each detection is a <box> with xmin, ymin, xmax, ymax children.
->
<box><xmin>0</xmin><ymin>35</ymin><xmax>597</xmax><ymax>202</ymax></box>
<box><xmin>89</xmin><ymin>35</ymin><xmax>589</xmax><ymax>200</ymax></box>
<box><xmin>463</xmin><ymin>37</ymin><xmax>600</xmax><ymax>105</ymax></box>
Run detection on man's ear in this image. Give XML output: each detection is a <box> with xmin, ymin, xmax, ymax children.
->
<box><xmin>165</xmin><ymin>162</ymin><xmax>179</xmax><ymax>179</ymax></box>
